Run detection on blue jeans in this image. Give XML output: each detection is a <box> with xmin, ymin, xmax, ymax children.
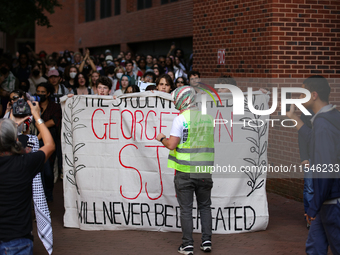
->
<box><xmin>306</xmin><ymin>201</ymin><xmax>340</xmax><ymax>255</ymax></box>
<box><xmin>0</xmin><ymin>238</ymin><xmax>33</xmax><ymax>255</ymax></box>
<box><xmin>303</xmin><ymin>171</ymin><xmax>314</xmax><ymax>212</ymax></box>
<box><xmin>174</xmin><ymin>171</ymin><xmax>213</xmax><ymax>246</ymax></box>
<box><xmin>303</xmin><ymin>168</ymin><xmax>314</xmax><ymax>213</ymax></box>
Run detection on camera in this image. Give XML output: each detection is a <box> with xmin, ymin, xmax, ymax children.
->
<box><xmin>12</xmin><ymin>98</ymin><xmax>31</xmax><ymax>117</ymax></box>
<box><xmin>31</xmin><ymin>95</ymin><xmax>40</xmax><ymax>102</ymax></box>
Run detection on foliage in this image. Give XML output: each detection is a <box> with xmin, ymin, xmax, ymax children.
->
<box><xmin>0</xmin><ymin>0</ymin><xmax>62</xmax><ymax>35</ymax></box>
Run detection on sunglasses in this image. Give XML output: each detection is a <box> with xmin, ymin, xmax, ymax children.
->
<box><xmin>10</xmin><ymin>95</ymin><xmax>19</xmax><ymax>101</ymax></box>
<box><xmin>176</xmin><ymin>81</ymin><xmax>184</xmax><ymax>83</ymax></box>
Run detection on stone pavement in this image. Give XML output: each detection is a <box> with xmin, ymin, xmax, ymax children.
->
<box><xmin>33</xmin><ymin>180</ymin><xmax>319</xmax><ymax>255</ymax></box>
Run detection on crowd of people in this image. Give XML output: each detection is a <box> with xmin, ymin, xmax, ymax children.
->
<box><xmin>0</xmin><ymin>45</ymin><xmax>195</xmax><ymax>111</ymax></box>
<box><xmin>0</xmin><ymin>46</ymin><xmax>206</xmax><ymax>254</ymax></box>
<box><xmin>0</xmin><ymin>44</ymin><xmax>339</xmax><ymax>255</ymax></box>
<box><xmin>0</xmin><ymin>45</ymin><xmax>200</xmax><ymax>189</ymax></box>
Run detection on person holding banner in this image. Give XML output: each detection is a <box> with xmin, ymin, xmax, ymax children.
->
<box><xmin>0</xmin><ymin>100</ymin><xmax>55</xmax><ymax>254</ymax></box>
<box><xmin>157</xmin><ymin>86</ymin><xmax>214</xmax><ymax>255</ymax></box>
<box><xmin>96</xmin><ymin>76</ymin><xmax>112</xmax><ymax>96</ymax></box>
<box><xmin>156</xmin><ymin>74</ymin><xmax>176</xmax><ymax>93</ymax></box>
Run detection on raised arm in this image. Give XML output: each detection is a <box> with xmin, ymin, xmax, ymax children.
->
<box><xmin>79</xmin><ymin>52</ymin><xmax>87</xmax><ymax>73</ymax></box>
<box><xmin>286</xmin><ymin>104</ymin><xmax>305</xmax><ymax>130</ymax></box>
<box><xmin>28</xmin><ymin>101</ymin><xmax>55</xmax><ymax>162</ymax></box>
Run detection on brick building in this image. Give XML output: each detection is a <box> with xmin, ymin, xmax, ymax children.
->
<box><xmin>35</xmin><ymin>0</ymin><xmax>193</xmax><ymax>57</ymax></box>
<box><xmin>36</xmin><ymin>0</ymin><xmax>340</xmax><ymax>201</ymax></box>
<box><xmin>193</xmin><ymin>0</ymin><xmax>340</xmax><ymax>200</ymax></box>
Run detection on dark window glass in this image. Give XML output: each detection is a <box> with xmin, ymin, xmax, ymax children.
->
<box><xmin>100</xmin><ymin>0</ymin><xmax>112</xmax><ymax>19</ymax></box>
<box><xmin>114</xmin><ymin>0</ymin><xmax>121</xmax><ymax>15</ymax></box>
<box><xmin>145</xmin><ymin>0</ymin><xmax>152</xmax><ymax>8</ymax></box>
<box><xmin>137</xmin><ymin>0</ymin><xmax>144</xmax><ymax>10</ymax></box>
<box><xmin>138</xmin><ymin>0</ymin><xmax>152</xmax><ymax>10</ymax></box>
<box><xmin>161</xmin><ymin>0</ymin><xmax>177</xmax><ymax>4</ymax></box>
<box><xmin>85</xmin><ymin>0</ymin><xmax>96</xmax><ymax>22</ymax></box>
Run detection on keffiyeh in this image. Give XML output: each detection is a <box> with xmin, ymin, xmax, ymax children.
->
<box><xmin>171</xmin><ymin>86</ymin><xmax>196</xmax><ymax>113</ymax></box>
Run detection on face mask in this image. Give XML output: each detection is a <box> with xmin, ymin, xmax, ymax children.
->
<box><xmin>116</xmin><ymin>73</ymin><xmax>123</xmax><ymax>79</ymax></box>
<box><xmin>0</xmin><ymin>67</ymin><xmax>8</xmax><ymax>75</ymax></box>
<box><xmin>60</xmin><ymin>63</ymin><xmax>67</xmax><ymax>68</ymax></box>
<box><xmin>69</xmin><ymin>72</ymin><xmax>77</xmax><ymax>79</ymax></box>
<box><xmin>32</xmin><ymin>69</ymin><xmax>40</xmax><ymax>77</ymax></box>
<box><xmin>38</xmin><ymin>94</ymin><xmax>47</xmax><ymax>103</ymax></box>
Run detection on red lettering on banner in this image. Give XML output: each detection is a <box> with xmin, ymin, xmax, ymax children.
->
<box><xmin>119</xmin><ymin>144</ymin><xmax>143</xmax><ymax>200</ymax></box>
<box><xmin>109</xmin><ymin>109</ymin><xmax>119</xmax><ymax>140</ymax></box>
<box><xmin>91</xmin><ymin>109</ymin><xmax>107</xmax><ymax>140</ymax></box>
<box><xmin>215</xmin><ymin>110</ymin><xmax>233</xmax><ymax>142</ymax></box>
<box><xmin>92</xmin><ymin>109</ymin><xmax>178</xmax><ymax>141</ymax></box>
<box><xmin>160</xmin><ymin>112</ymin><xmax>170</xmax><ymax>134</ymax></box>
<box><xmin>144</xmin><ymin>145</ymin><xmax>164</xmax><ymax>200</ymax></box>
<box><xmin>121</xmin><ymin>110</ymin><xmax>134</xmax><ymax>140</ymax></box>
<box><xmin>134</xmin><ymin>110</ymin><xmax>144</xmax><ymax>140</ymax></box>
<box><xmin>145</xmin><ymin>110</ymin><xmax>157</xmax><ymax>140</ymax></box>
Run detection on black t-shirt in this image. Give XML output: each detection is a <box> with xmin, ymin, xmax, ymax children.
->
<box><xmin>0</xmin><ymin>151</ymin><xmax>45</xmax><ymax>242</ymax></box>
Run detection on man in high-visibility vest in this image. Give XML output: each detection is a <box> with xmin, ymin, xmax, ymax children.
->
<box><xmin>157</xmin><ymin>86</ymin><xmax>214</xmax><ymax>255</ymax></box>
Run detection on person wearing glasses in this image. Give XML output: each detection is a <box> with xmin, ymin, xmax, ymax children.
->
<box><xmin>175</xmin><ymin>77</ymin><xmax>187</xmax><ymax>88</ymax></box>
<box><xmin>0</xmin><ymin>58</ymin><xmax>19</xmax><ymax>117</ymax></box>
<box><xmin>3</xmin><ymin>90</ymin><xmax>29</xmax><ymax>119</ymax></box>
<box><xmin>158</xmin><ymin>55</ymin><xmax>167</xmax><ymax>73</ymax></box>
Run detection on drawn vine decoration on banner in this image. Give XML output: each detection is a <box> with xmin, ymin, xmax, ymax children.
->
<box><xmin>239</xmin><ymin>96</ymin><xmax>268</xmax><ymax>197</ymax></box>
<box><xmin>63</xmin><ymin>97</ymin><xmax>86</xmax><ymax>195</ymax></box>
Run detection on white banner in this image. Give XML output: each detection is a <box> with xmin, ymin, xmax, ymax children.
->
<box><xmin>62</xmin><ymin>91</ymin><xmax>269</xmax><ymax>234</ymax></box>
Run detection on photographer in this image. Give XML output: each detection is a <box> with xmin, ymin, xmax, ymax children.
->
<box><xmin>0</xmin><ymin>58</ymin><xmax>19</xmax><ymax>117</ymax></box>
<box><xmin>0</xmin><ymin>100</ymin><xmax>55</xmax><ymax>254</ymax></box>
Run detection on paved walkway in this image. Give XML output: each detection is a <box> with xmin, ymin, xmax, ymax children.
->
<box><xmin>33</xmin><ymin>180</ymin><xmax>317</xmax><ymax>255</ymax></box>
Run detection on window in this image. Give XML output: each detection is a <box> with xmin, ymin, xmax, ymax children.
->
<box><xmin>161</xmin><ymin>0</ymin><xmax>177</xmax><ymax>4</ymax></box>
<box><xmin>101</xmin><ymin>0</ymin><xmax>111</xmax><ymax>19</ymax></box>
<box><xmin>85</xmin><ymin>0</ymin><xmax>96</xmax><ymax>22</ymax></box>
<box><xmin>114</xmin><ymin>0</ymin><xmax>121</xmax><ymax>15</ymax></box>
<box><xmin>137</xmin><ymin>0</ymin><xmax>152</xmax><ymax>10</ymax></box>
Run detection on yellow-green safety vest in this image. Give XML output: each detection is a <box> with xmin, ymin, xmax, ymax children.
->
<box><xmin>168</xmin><ymin>110</ymin><xmax>215</xmax><ymax>173</ymax></box>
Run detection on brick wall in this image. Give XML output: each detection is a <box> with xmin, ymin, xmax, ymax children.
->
<box><xmin>35</xmin><ymin>0</ymin><xmax>339</xmax><ymax>201</ymax></box>
<box><xmin>35</xmin><ymin>0</ymin><xmax>75</xmax><ymax>54</ymax></box>
<box><xmin>193</xmin><ymin>0</ymin><xmax>340</xmax><ymax>201</ymax></box>
<box><xmin>36</xmin><ymin>0</ymin><xmax>193</xmax><ymax>53</ymax></box>
<box><xmin>74</xmin><ymin>0</ymin><xmax>192</xmax><ymax>50</ymax></box>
